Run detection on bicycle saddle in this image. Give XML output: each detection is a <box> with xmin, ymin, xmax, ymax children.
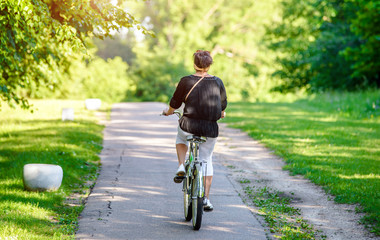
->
<box><xmin>186</xmin><ymin>135</ymin><xmax>207</xmax><ymax>143</ymax></box>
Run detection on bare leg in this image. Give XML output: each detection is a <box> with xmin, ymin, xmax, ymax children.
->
<box><xmin>176</xmin><ymin>143</ymin><xmax>187</xmax><ymax>166</ymax></box>
<box><xmin>204</xmin><ymin>176</ymin><xmax>213</xmax><ymax>199</ymax></box>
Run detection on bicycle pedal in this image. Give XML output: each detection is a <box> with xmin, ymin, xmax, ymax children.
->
<box><xmin>173</xmin><ymin>175</ymin><xmax>185</xmax><ymax>183</ymax></box>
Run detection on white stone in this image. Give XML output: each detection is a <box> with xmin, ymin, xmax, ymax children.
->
<box><xmin>23</xmin><ymin>164</ymin><xmax>63</xmax><ymax>192</ymax></box>
<box><xmin>62</xmin><ymin>108</ymin><xmax>74</xmax><ymax>121</ymax></box>
<box><xmin>85</xmin><ymin>99</ymin><xmax>101</xmax><ymax>110</ymax></box>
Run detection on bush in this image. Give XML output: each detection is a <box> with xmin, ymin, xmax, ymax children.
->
<box><xmin>25</xmin><ymin>56</ymin><xmax>132</xmax><ymax>103</ymax></box>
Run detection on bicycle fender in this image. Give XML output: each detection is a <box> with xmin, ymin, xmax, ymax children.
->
<box><xmin>192</xmin><ymin>164</ymin><xmax>204</xmax><ymax>198</ymax></box>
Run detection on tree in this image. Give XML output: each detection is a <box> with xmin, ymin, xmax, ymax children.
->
<box><xmin>266</xmin><ymin>0</ymin><xmax>380</xmax><ymax>92</ymax></box>
<box><xmin>0</xmin><ymin>0</ymin><xmax>151</xmax><ymax>109</ymax></box>
<box><xmin>342</xmin><ymin>0</ymin><xmax>380</xmax><ymax>87</ymax></box>
<box><xmin>126</xmin><ymin>0</ymin><xmax>281</xmax><ymax>102</ymax></box>
<box><xmin>266</xmin><ymin>0</ymin><xmax>333</xmax><ymax>92</ymax></box>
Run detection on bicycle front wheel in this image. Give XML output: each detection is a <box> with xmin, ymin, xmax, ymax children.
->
<box><xmin>192</xmin><ymin>197</ymin><xmax>203</xmax><ymax>230</ymax></box>
<box><xmin>183</xmin><ymin>178</ymin><xmax>192</xmax><ymax>221</ymax></box>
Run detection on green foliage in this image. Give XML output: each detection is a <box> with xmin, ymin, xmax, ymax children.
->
<box><xmin>79</xmin><ymin>57</ymin><xmax>132</xmax><ymax>103</ymax></box>
<box><xmin>224</xmin><ymin>90</ymin><xmax>380</xmax><ymax>235</ymax></box>
<box><xmin>124</xmin><ymin>0</ymin><xmax>281</xmax><ymax>102</ymax></box>
<box><xmin>0</xmin><ymin>100</ymin><xmax>106</xmax><ymax>239</ymax></box>
<box><xmin>95</xmin><ymin>0</ymin><xmax>378</xmax><ymax>100</ymax></box>
<box><xmin>266</xmin><ymin>0</ymin><xmax>323</xmax><ymax>92</ymax></box>
<box><xmin>25</xmin><ymin>55</ymin><xmax>132</xmax><ymax>103</ymax></box>
<box><xmin>93</xmin><ymin>33</ymin><xmax>136</xmax><ymax>66</ymax></box>
<box><xmin>0</xmin><ymin>0</ymin><xmax>72</xmax><ymax>109</ymax></box>
<box><xmin>127</xmin><ymin>48</ymin><xmax>188</xmax><ymax>102</ymax></box>
<box><xmin>0</xmin><ymin>0</ymin><xmax>151</xmax><ymax>109</ymax></box>
<box><xmin>267</xmin><ymin>0</ymin><xmax>380</xmax><ymax>92</ymax></box>
<box><xmin>2</xmin><ymin>0</ymin><xmax>377</xmax><ymax>106</ymax></box>
<box><xmin>342</xmin><ymin>0</ymin><xmax>380</xmax><ymax>83</ymax></box>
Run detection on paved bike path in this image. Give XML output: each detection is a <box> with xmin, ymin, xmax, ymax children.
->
<box><xmin>76</xmin><ymin>102</ymin><xmax>267</xmax><ymax>240</ymax></box>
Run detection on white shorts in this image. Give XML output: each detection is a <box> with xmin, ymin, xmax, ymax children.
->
<box><xmin>176</xmin><ymin>126</ymin><xmax>217</xmax><ymax>176</ymax></box>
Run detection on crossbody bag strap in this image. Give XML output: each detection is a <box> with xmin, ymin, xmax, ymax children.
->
<box><xmin>185</xmin><ymin>76</ymin><xmax>205</xmax><ymax>102</ymax></box>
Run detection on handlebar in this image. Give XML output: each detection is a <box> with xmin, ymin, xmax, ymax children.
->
<box><xmin>173</xmin><ymin>110</ymin><xmax>182</xmax><ymax>118</ymax></box>
<box><xmin>161</xmin><ymin>109</ymin><xmax>182</xmax><ymax>118</ymax></box>
<box><xmin>162</xmin><ymin>110</ymin><xmax>225</xmax><ymax>119</ymax></box>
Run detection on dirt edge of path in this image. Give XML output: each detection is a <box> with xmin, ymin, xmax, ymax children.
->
<box><xmin>215</xmin><ymin>123</ymin><xmax>377</xmax><ymax>240</ymax></box>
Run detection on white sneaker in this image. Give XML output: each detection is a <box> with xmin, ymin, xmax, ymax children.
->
<box><xmin>203</xmin><ymin>198</ymin><xmax>214</xmax><ymax>212</ymax></box>
<box><xmin>173</xmin><ymin>164</ymin><xmax>185</xmax><ymax>183</ymax></box>
<box><xmin>176</xmin><ymin>164</ymin><xmax>185</xmax><ymax>176</ymax></box>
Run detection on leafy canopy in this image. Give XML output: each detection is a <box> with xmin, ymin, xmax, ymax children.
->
<box><xmin>266</xmin><ymin>0</ymin><xmax>380</xmax><ymax>92</ymax></box>
<box><xmin>0</xmin><ymin>0</ymin><xmax>151</xmax><ymax>109</ymax></box>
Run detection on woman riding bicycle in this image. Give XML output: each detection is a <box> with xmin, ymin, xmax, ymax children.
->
<box><xmin>163</xmin><ymin>50</ymin><xmax>227</xmax><ymax>211</ymax></box>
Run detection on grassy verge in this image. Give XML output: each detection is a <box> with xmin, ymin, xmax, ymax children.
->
<box><xmin>224</xmin><ymin>91</ymin><xmax>380</xmax><ymax>235</ymax></box>
<box><xmin>239</xmin><ymin>178</ymin><xmax>325</xmax><ymax>240</ymax></box>
<box><xmin>0</xmin><ymin>100</ymin><xmax>108</xmax><ymax>239</ymax></box>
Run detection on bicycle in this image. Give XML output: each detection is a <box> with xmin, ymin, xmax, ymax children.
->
<box><xmin>165</xmin><ymin>110</ymin><xmax>207</xmax><ymax>230</ymax></box>
<box><xmin>183</xmin><ymin>134</ymin><xmax>207</xmax><ymax>230</ymax></box>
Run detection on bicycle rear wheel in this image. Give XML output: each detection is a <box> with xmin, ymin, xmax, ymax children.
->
<box><xmin>192</xmin><ymin>197</ymin><xmax>203</xmax><ymax>230</ymax></box>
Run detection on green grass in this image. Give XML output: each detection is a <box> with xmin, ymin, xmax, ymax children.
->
<box><xmin>224</xmin><ymin>91</ymin><xmax>380</xmax><ymax>235</ymax></box>
<box><xmin>0</xmin><ymin>100</ymin><xmax>107</xmax><ymax>239</ymax></box>
<box><xmin>242</xmin><ymin>184</ymin><xmax>323</xmax><ymax>239</ymax></box>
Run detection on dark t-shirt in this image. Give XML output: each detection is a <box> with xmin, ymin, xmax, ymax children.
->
<box><xmin>169</xmin><ymin>75</ymin><xmax>227</xmax><ymax>138</ymax></box>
